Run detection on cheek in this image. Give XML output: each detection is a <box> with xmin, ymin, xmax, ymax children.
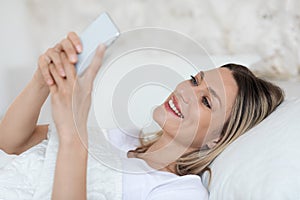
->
<box><xmin>187</xmin><ymin>110</ymin><xmax>212</xmax><ymax>148</ymax></box>
<box><xmin>153</xmin><ymin>104</ymin><xmax>214</xmax><ymax>148</ymax></box>
<box><xmin>188</xmin><ymin>106</ymin><xmax>211</xmax><ymax>130</ymax></box>
<box><xmin>209</xmin><ymin>110</ymin><xmax>228</xmax><ymax>135</ymax></box>
<box><xmin>173</xmin><ymin>107</ymin><xmax>212</xmax><ymax>148</ymax></box>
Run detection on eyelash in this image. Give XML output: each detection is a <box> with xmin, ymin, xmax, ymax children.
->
<box><xmin>190</xmin><ymin>75</ymin><xmax>212</xmax><ymax>109</ymax></box>
<box><xmin>190</xmin><ymin>75</ymin><xmax>198</xmax><ymax>86</ymax></box>
<box><xmin>202</xmin><ymin>97</ymin><xmax>211</xmax><ymax>109</ymax></box>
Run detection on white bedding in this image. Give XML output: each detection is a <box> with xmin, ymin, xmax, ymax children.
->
<box><xmin>0</xmin><ymin>122</ymin><xmax>122</xmax><ymax>200</ymax></box>
<box><xmin>0</xmin><ymin>139</ymin><xmax>48</xmax><ymax>199</ymax></box>
<box><xmin>202</xmin><ymin>98</ymin><xmax>300</xmax><ymax>199</ymax></box>
<box><xmin>1</xmin><ymin>55</ymin><xmax>299</xmax><ymax>199</ymax></box>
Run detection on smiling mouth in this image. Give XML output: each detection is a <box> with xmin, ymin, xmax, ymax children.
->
<box><xmin>164</xmin><ymin>96</ymin><xmax>184</xmax><ymax>118</ymax></box>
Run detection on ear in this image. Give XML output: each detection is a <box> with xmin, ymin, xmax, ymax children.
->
<box><xmin>206</xmin><ymin>137</ymin><xmax>221</xmax><ymax>149</ymax></box>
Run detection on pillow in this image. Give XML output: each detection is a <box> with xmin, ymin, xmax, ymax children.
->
<box><xmin>202</xmin><ymin>98</ymin><xmax>300</xmax><ymax>200</ymax></box>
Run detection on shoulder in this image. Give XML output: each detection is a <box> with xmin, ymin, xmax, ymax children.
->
<box><xmin>106</xmin><ymin>128</ymin><xmax>141</xmax><ymax>152</ymax></box>
<box><xmin>146</xmin><ymin>175</ymin><xmax>208</xmax><ymax>200</ymax></box>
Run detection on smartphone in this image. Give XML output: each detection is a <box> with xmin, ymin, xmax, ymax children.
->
<box><xmin>75</xmin><ymin>12</ymin><xmax>120</xmax><ymax>75</ymax></box>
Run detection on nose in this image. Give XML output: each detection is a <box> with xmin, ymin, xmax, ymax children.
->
<box><xmin>175</xmin><ymin>80</ymin><xmax>198</xmax><ymax>104</ymax></box>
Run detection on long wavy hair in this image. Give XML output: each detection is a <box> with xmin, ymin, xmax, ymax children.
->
<box><xmin>129</xmin><ymin>63</ymin><xmax>284</xmax><ymax>177</ymax></box>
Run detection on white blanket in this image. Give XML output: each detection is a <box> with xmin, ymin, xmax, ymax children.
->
<box><xmin>0</xmin><ymin>122</ymin><xmax>123</xmax><ymax>200</ymax></box>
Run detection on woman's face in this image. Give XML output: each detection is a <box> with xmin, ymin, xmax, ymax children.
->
<box><xmin>153</xmin><ymin>67</ymin><xmax>238</xmax><ymax>151</ymax></box>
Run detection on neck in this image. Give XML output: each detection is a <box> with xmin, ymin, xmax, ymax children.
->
<box><xmin>137</xmin><ymin>132</ymin><xmax>195</xmax><ymax>174</ymax></box>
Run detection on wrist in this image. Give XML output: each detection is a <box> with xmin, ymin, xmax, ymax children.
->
<box><xmin>32</xmin><ymin>69</ymin><xmax>50</xmax><ymax>92</ymax></box>
<box><xmin>58</xmin><ymin>137</ymin><xmax>88</xmax><ymax>161</ymax></box>
<box><xmin>60</xmin><ymin>136</ymin><xmax>88</xmax><ymax>151</ymax></box>
<box><xmin>58</xmin><ymin>126</ymin><xmax>88</xmax><ymax>147</ymax></box>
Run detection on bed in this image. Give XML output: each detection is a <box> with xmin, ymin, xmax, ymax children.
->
<box><xmin>0</xmin><ymin>54</ymin><xmax>299</xmax><ymax>199</ymax></box>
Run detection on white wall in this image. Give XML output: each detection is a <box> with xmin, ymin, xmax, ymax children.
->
<box><xmin>0</xmin><ymin>0</ymin><xmax>299</xmax><ymax>123</ymax></box>
<box><xmin>1</xmin><ymin>0</ymin><xmax>299</xmax><ymax>74</ymax></box>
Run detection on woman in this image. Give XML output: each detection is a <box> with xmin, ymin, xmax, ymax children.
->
<box><xmin>0</xmin><ymin>32</ymin><xmax>284</xmax><ymax>200</ymax></box>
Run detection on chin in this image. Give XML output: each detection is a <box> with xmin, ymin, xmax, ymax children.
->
<box><xmin>152</xmin><ymin>105</ymin><xmax>166</xmax><ymax>128</ymax></box>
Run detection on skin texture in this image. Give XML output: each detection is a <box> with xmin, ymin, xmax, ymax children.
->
<box><xmin>0</xmin><ymin>32</ymin><xmax>83</xmax><ymax>155</ymax></box>
<box><xmin>137</xmin><ymin>68</ymin><xmax>238</xmax><ymax>172</ymax></box>
<box><xmin>0</xmin><ymin>32</ymin><xmax>237</xmax><ymax>198</ymax></box>
<box><xmin>0</xmin><ymin>32</ymin><xmax>105</xmax><ymax>200</ymax></box>
<box><xmin>49</xmin><ymin>43</ymin><xmax>105</xmax><ymax>200</ymax></box>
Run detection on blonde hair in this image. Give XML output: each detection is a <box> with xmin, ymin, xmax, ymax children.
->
<box><xmin>130</xmin><ymin>64</ymin><xmax>284</xmax><ymax>177</ymax></box>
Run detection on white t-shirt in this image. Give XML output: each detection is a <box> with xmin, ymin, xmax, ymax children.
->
<box><xmin>106</xmin><ymin>128</ymin><xmax>209</xmax><ymax>200</ymax></box>
<box><xmin>0</xmin><ymin>127</ymin><xmax>208</xmax><ymax>200</ymax></box>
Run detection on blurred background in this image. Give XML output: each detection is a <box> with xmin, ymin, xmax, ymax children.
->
<box><xmin>0</xmin><ymin>0</ymin><xmax>299</xmax><ymax>123</ymax></box>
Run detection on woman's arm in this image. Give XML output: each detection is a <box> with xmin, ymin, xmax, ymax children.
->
<box><xmin>48</xmin><ymin>34</ymin><xmax>105</xmax><ymax>199</ymax></box>
<box><xmin>0</xmin><ymin>32</ymin><xmax>83</xmax><ymax>155</ymax></box>
<box><xmin>0</xmin><ymin>71</ymin><xmax>50</xmax><ymax>154</ymax></box>
<box><xmin>52</xmin><ymin>129</ymin><xmax>88</xmax><ymax>200</ymax></box>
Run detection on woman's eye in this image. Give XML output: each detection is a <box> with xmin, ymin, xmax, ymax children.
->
<box><xmin>202</xmin><ymin>97</ymin><xmax>211</xmax><ymax>109</ymax></box>
<box><xmin>190</xmin><ymin>75</ymin><xmax>198</xmax><ymax>86</ymax></box>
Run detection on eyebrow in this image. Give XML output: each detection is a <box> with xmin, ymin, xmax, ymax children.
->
<box><xmin>201</xmin><ymin>71</ymin><xmax>222</xmax><ymax>107</ymax></box>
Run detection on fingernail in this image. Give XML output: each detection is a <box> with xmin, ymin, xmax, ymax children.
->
<box><xmin>71</xmin><ymin>55</ymin><xmax>77</xmax><ymax>63</ymax></box>
<box><xmin>76</xmin><ymin>45</ymin><xmax>82</xmax><ymax>53</ymax></box>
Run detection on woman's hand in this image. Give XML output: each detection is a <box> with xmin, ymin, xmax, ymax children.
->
<box><xmin>30</xmin><ymin>32</ymin><xmax>105</xmax><ymax>200</ymax></box>
<box><xmin>35</xmin><ymin>32</ymin><xmax>82</xmax><ymax>88</ymax></box>
<box><xmin>0</xmin><ymin>33</ymin><xmax>82</xmax><ymax>154</ymax></box>
<box><xmin>49</xmin><ymin>44</ymin><xmax>105</xmax><ymax>143</ymax></box>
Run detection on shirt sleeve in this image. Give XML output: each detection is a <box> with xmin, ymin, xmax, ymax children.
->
<box><xmin>146</xmin><ymin>175</ymin><xmax>209</xmax><ymax>200</ymax></box>
<box><xmin>106</xmin><ymin>128</ymin><xmax>141</xmax><ymax>152</ymax></box>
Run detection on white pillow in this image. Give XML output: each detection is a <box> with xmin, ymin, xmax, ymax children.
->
<box><xmin>202</xmin><ymin>98</ymin><xmax>300</xmax><ymax>200</ymax></box>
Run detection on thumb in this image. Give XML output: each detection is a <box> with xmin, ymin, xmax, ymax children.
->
<box><xmin>85</xmin><ymin>44</ymin><xmax>106</xmax><ymax>80</ymax></box>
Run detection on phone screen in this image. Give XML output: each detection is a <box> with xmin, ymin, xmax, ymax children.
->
<box><xmin>76</xmin><ymin>12</ymin><xmax>120</xmax><ymax>75</ymax></box>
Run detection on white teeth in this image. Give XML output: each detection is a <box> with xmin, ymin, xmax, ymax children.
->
<box><xmin>168</xmin><ymin>99</ymin><xmax>184</xmax><ymax>118</ymax></box>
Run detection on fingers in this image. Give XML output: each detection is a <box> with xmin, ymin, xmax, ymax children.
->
<box><xmin>49</xmin><ymin>61</ymin><xmax>66</xmax><ymax>91</ymax></box>
<box><xmin>45</xmin><ymin>45</ymin><xmax>66</xmax><ymax>77</ymax></box>
<box><xmin>48</xmin><ymin>63</ymin><xmax>58</xmax><ymax>94</ymax></box>
<box><xmin>61</xmin><ymin>38</ymin><xmax>78</xmax><ymax>63</ymax></box>
<box><xmin>67</xmin><ymin>32</ymin><xmax>82</xmax><ymax>53</ymax></box>
<box><xmin>85</xmin><ymin>44</ymin><xmax>106</xmax><ymax>80</ymax></box>
<box><xmin>61</xmin><ymin>32</ymin><xmax>82</xmax><ymax>64</ymax></box>
<box><xmin>61</xmin><ymin>52</ymin><xmax>76</xmax><ymax>82</ymax></box>
<box><xmin>40</xmin><ymin>31</ymin><xmax>80</xmax><ymax>87</ymax></box>
<box><xmin>48</xmin><ymin>52</ymin><xmax>76</xmax><ymax>95</ymax></box>
<box><xmin>38</xmin><ymin>54</ymin><xmax>54</xmax><ymax>85</ymax></box>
